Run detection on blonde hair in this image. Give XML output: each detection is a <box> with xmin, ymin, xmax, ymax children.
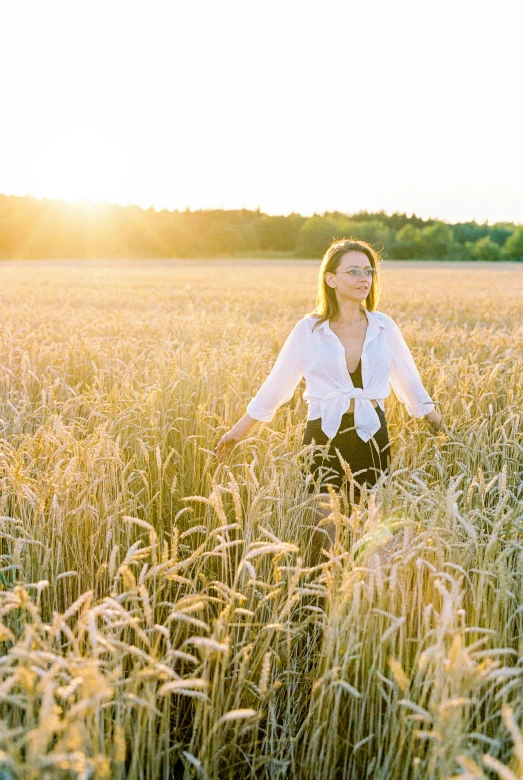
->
<box><xmin>310</xmin><ymin>238</ymin><xmax>381</xmax><ymax>330</ymax></box>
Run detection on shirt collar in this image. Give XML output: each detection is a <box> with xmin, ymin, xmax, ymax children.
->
<box><xmin>316</xmin><ymin>310</ymin><xmax>385</xmax><ymax>336</ymax></box>
<box><xmin>364</xmin><ymin>310</ymin><xmax>386</xmax><ymax>345</ymax></box>
<box><xmin>314</xmin><ymin>319</ymin><xmax>330</xmax><ymax>333</ymax></box>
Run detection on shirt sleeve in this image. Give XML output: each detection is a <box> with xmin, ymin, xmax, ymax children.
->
<box><xmin>246</xmin><ymin>322</ymin><xmax>303</xmax><ymax>422</ymax></box>
<box><xmin>388</xmin><ymin>319</ymin><xmax>435</xmax><ymax>418</ymax></box>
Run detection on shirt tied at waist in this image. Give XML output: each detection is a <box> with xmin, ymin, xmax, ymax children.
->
<box><xmin>319</xmin><ymin>387</ymin><xmax>382</xmax><ymax>442</ymax></box>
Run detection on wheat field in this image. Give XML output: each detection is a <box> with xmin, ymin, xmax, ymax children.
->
<box><xmin>0</xmin><ymin>259</ymin><xmax>522</xmax><ymax>780</ymax></box>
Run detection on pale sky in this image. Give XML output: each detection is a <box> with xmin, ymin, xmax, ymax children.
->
<box><xmin>1</xmin><ymin>0</ymin><xmax>522</xmax><ymax>224</ymax></box>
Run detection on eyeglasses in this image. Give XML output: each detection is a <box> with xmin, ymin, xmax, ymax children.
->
<box><xmin>336</xmin><ymin>267</ymin><xmax>377</xmax><ymax>279</ymax></box>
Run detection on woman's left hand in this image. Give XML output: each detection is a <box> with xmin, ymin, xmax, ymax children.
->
<box><xmin>425</xmin><ymin>408</ymin><xmax>442</xmax><ymax>431</ymax></box>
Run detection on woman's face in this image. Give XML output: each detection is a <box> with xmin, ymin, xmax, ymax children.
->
<box><xmin>325</xmin><ymin>250</ymin><xmax>374</xmax><ymax>303</ymax></box>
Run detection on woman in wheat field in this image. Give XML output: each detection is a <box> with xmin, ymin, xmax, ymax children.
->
<box><xmin>216</xmin><ymin>238</ymin><xmax>442</xmax><ymax>540</ymax></box>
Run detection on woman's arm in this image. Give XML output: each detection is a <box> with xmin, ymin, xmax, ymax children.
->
<box><xmin>245</xmin><ymin>321</ymin><xmax>303</xmax><ymax>421</ymax></box>
<box><xmin>216</xmin><ymin>321</ymin><xmax>304</xmax><ymax>459</ymax></box>
<box><xmin>388</xmin><ymin>319</ymin><xmax>442</xmax><ymax>431</ymax></box>
<box><xmin>216</xmin><ymin>413</ymin><xmax>258</xmax><ymax>459</ymax></box>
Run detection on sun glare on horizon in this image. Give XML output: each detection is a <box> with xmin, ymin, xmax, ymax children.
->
<box><xmin>0</xmin><ymin>1</ymin><xmax>522</xmax><ymax>224</ymax></box>
<box><xmin>26</xmin><ymin>126</ymin><xmax>133</xmax><ymax>206</ymax></box>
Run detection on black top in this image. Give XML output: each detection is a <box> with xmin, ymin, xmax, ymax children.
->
<box><xmin>349</xmin><ymin>359</ymin><xmax>363</xmax><ymax>388</ymax></box>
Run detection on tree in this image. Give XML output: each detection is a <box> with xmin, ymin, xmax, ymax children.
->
<box><xmin>390</xmin><ymin>224</ymin><xmax>423</xmax><ymax>259</ymax></box>
<box><xmin>201</xmin><ymin>219</ymin><xmax>244</xmax><ymax>255</ymax></box>
<box><xmin>452</xmin><ymin>222</ymin><xmax>490</xmax><ymax>245</ymax></box>
<box><xmin>503</xmin><ymin>226</ymin><xmax>523</xmax><ymax>260</ymax></box>
<box><xmin>420</xmin><ymin>222</ymin><xmax>454</xmax><ymax>258</ymax></box>
<box><xmin>488</xmin><ymin>223</ymin><xmax>513</xmax><ymax>247</ymax></box>
<box><xmin>255</xmin><ymin>214</ymin><xmax>305</xmax><ymax>251</ymax></box>
<box><xmin>470</xmin><ymin>236</ymin><xmax>503</xmax><ymax>262</ymax></box>
<box><xmin>295</xmin><ymin>217</ymin><xmax>342</xmax><ymax>258</ymax></box>
<box><xmin>344</xmin><ymin>220</ymin><xmax>394</xmax><ymax>252</ymax></box>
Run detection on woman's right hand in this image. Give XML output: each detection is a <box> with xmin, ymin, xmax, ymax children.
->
<box><xmin>215</xmin><ymin>430</ymin><xmax>244</xmax><ymax>460</ymax></box>
<box><xmin>215</xmin><ymin>414</ymin><xmax>258</xmax><ymax>460</ymax></box>
<box><xmin>425</xmin><ymin>408</ymin><xmax>442</xmax><ymax>431</ymax></box>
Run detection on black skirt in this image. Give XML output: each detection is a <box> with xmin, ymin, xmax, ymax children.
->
<box><xmin>302</xmin><ymin>407</ymin><xmax>390</xmax><ymax>494</ymax></box>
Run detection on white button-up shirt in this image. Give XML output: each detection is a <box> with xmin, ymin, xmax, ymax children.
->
<box><xmin>246</xmin><ymin>310</ymin><xmax>435</xmax><ymax>442</ymax></box>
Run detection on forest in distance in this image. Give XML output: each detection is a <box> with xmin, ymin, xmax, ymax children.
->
<box><xmin>1</xmin><ymin>192</ymin><xmax>523</xmax><ymax>261</ymax></box>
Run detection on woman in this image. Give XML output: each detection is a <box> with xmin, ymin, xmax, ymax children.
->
<box><xmin>216</xmin><ymin>239</ymin><xmax>442</xmax><ymax>540</ymax></box>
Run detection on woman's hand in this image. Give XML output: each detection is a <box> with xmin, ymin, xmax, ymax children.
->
<box><xmin>216</xmin><ymin>430</ymin><xmax>244</xmax><ymax>460</ymax></box>
<box><xmin>215</xmin><ymin>414</ymin><xmax>258</xmax><ymax>460</ymax></box>
<box><xmin>425</xmin><ymin>408</ymin><xmax>442</xmax><ymax>431</ymax></box>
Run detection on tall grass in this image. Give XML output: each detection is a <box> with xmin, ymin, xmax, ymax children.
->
<box><xmin>0</xmin><ymin>259</ymin><xmax>522</xmax><ymax>779</ymax></box>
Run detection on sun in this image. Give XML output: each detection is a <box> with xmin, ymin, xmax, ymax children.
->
<box><xmin>30</xmin><ymin>125</ymin><xmax>132</xmax><ymax>205</ymax></box>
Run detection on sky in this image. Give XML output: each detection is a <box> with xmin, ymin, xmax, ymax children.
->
<box><xmin>0</xmin><ymin>0</ymin><xmax>522</xmax><ymax>225</ymax></box>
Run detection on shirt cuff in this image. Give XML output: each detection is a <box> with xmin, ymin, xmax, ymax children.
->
<box><xmin>246</xmin><ymin>400</ymin><xmax>275</xmax><ymax>422</ymax></box>
<box><xmin>407</xmin><ymin>400</ymin><xmax>435</xmax><ymax>418</ymax></box>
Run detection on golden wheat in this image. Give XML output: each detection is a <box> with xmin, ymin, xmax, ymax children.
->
<box><xmin>0</xmin><ymin>259</ymin><xmax>522</xmax><ymax>779</ymax></box>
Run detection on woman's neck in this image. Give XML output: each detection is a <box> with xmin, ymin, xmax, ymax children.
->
<box><xmin>333</xmin><ymin>300</ymin><xmax>363</xmax><ymax>325</ymax></box>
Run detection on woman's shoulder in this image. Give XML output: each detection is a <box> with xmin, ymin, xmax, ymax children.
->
<box><xmin>293</xmin><ymin>314</ymin><xmax>320</xmax><ymax>332</ymax></box>
<box><xmin>368</xmin><ymin>310</ymin><xmax>398</xmax><ymax>329</ymax></box>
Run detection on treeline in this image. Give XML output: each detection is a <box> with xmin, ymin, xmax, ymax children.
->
<box><xmin>1</xmin><ymin>194</ymin><xmax>522</xmax><ymax>260</ymax></box>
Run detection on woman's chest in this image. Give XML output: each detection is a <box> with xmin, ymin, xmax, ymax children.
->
<box><xmin>302</xmin><ymin>330</ymin><xmax>391</xmax><ymax>381</ymax></box>
<box><xmin>329</xmin><ymin>325</ymin><xmax>367</xmax><ymax>373</ymax></box>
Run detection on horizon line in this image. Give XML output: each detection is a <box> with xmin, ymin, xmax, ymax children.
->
<box><xmin>0</xmin><ymin>190</ymin><xmax>520</xmax><ymax>228</ymax></box>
